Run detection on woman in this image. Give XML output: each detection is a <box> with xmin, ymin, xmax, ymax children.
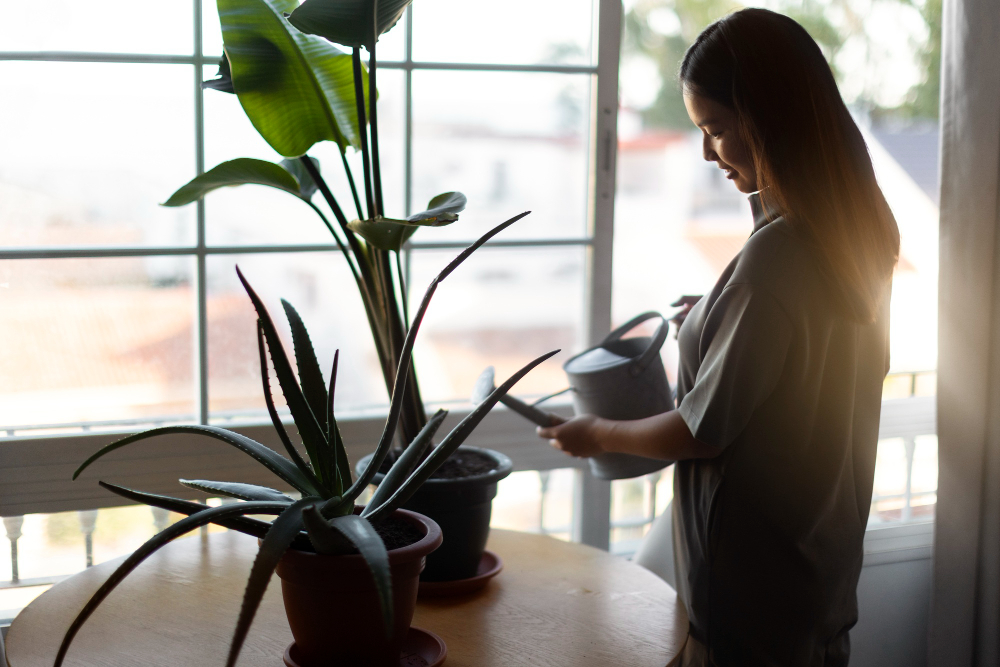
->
<box><xmin>538</xmin><ymin>9</ymin><xmax>899</xmax><ymax>666</ymax></box>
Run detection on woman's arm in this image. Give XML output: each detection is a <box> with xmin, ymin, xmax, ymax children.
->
<box><xmin>537</xmin><ymin>410</ymin><xmax>722</xmax><ymax>462</ymax></box>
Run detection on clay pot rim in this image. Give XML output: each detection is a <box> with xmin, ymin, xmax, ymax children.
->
<box><xmin>359</xmin><ymin>445</ymin><xmax>514</xmax><ymax>488</ymax></box>
<box><xmin>279</xmin><ymin>507</ymin><xmax>442</xmax><ymax>567</ymax></box>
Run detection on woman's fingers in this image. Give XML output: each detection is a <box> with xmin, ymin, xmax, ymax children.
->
<box><xmin>537</xmin><ymin>415</ymin><xmax>605</xmax><ymax>458</ymax></box>
<box><xmin>537</xmin><ymin>425</ymin><xmax>557</xmax><ymax>439</ymax></box>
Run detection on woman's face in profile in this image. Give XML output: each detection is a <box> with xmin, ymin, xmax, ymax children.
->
<box><xmin>683</xmin><ymin>90</ymin><xmax>759</xmax><ymax>194</ymax></box>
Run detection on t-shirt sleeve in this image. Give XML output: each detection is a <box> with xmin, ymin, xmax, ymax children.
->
<box><xmin>677</xmin><ymin>283</ymin><xmax>793</xmax><ymax>448</ymax></box>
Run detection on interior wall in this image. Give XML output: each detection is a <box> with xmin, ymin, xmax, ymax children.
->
<box><xmin>852</xmin><ymin>555</ymin><xmax>932</xmax><ymax>667</ymax></box>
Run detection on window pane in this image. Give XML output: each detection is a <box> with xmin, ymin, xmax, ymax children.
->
<box><xmin>411</xmin><ymin>0</ymin><xmax>595</xmax><ymax>66</ymax></box>
<box><xmin>0</xmin><ymin>258</ymin><xmax>196</xmax><ymax>433</ymax></box>
<box><xmin>492</xmin><ymin>468</ymin><xmax>575</xmax><ymax>542</ymax></box>
<box><xmin>0</xmin><ymin>62</ymin><xmax>196</xmax><ymax>248</ymax></box>
<box><xmin>206</xmin><ymin>252</ymin><xmax>387</xmax><ymax>422</ymax></box>
<box><xmin>411</xmin><ymin>71</ymin><xmax>591</xmax><ymax>241</ymax></box>
<box><xmin>202</xmin><ymin>67</ymin><xmax>406</xmax><ymax>245</ymax></box>
<box><xmin>1</xmin><ymin>0</ymin><xmax>193</xmax><ymax>54</ymax></box>
<box><xmin>407</xmin><ymin>246</ymin><xmax>586</xmax><ymax>404</ymax></box>
<box><xmin>613</xmin><ymin>1</ymin><xmax>941</xmax><ymax>386</ymax></box>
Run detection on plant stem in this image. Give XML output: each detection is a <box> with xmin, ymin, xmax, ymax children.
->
<box><xmin>395</xmin><ymin>250</ymin><xmax>410</xmax><ymax>329</ymax></box>
<box><xmin>352</xmin><ymin>48</ymin><xmax>375</xmax><ymax>220</ymax></box>
<box><xmin>339</xmin><ymin>149</ymin><xmax>365</xmax><ymax>221</ymax></box>
<box><xmin>299</xmin><ymin>157</ymin><xmax>376</xmax><ymax>302</ymax></box>
<box><xmin>369</xmin><ymin>42</ymin><xmax>384</xmax><ymax>217</ymax></box>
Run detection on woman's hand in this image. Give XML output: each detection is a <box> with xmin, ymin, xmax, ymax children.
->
<box><xmin>670</xmin><ymin>295</ymin><xmax>702</xmax><ymax>337</ymax></box>
<box><xmin>537</xmin><ymin>415</ymin><xmax>610</xmax><ymax>459</ymax></box>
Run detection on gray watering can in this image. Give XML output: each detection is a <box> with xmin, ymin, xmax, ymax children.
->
<box><xmin>473</xmin><ymin>311</ymin><xmax>675</xmax><ymax>480</ymax></box>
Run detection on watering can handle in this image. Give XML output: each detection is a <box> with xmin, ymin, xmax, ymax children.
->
<box><xmin>601</xmin><ymin>311</ymin><xmax>669</xmax><ymax>377</ymax></box>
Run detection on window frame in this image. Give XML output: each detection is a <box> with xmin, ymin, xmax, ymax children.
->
<box><xmin>0</xmin><ymin>0</ymin><xmax>622</xmax><ymax>546</ymax></box>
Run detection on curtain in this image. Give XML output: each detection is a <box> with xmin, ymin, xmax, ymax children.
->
<box><xmin>928</xmin><ymin>0</ymin><xmax>1000</xmax><ymax>664</ymax></box>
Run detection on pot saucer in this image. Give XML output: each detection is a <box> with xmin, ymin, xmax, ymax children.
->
<box><xmin>283</xmin><ymin>627</ymin><xmax>447</xmax><ymax>667</ymax></box>
<box><xmin>418</xmin><ymin>549</ymin><xmax>503</xmax><ymax>598</ymax></box>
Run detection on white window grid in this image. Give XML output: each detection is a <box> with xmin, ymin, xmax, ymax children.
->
<box><xmin>0</xmin><ymin>0</ymin><xmax>622</xmax><ymax>545</ymax></box>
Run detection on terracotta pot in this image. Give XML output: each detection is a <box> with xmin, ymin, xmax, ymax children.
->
<box><xmin>275</xmin><ymin>508</ymin><xmax>442</xmax><ymax>667</ymax></box>
<box><xmin>358</xmin><ymin>446</ymin><xmax>512</xmax><ymax>582</ymax></box>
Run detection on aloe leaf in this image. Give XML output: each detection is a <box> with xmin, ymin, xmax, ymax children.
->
<box><xmin>203</xmin><ymin>54</ymin><xmax>235</xmax><ymax>93</ymax></box>
<box><xmin>279</xmin><ymin>156</ymin><xmax>320</xmax><ymax>200</ymax></box>
<box><xmin>280</xmin><ymin>299</ymin><xmax>329</xmax><ymax>437</ymax></box>
<box><xmin>288</xmin><ymin>0</ymin><xmax>411</xmax><ymax>50</ymax></box>
<box><xmin>179</xmin><ymin>479</ymin><xmax>294</xmax><ymax>503</ymax></box>
<box><xmin>163</xmin><ymin>158</ymin><xmax>304</xmax><ymax>207</ymax></box>
<box><xmin>72</xmin><ymin>425</ymin><xmax>317</xmax><ymax>496</ymax></box>
<box><xmin>328</xmin><ymin>351</ymin><xmax>352</xmax><ymax>493</ymax></box>
<box><xmin>226</xmin><ymin>498</ymin><xmax>315</xmax><ymax>667</ymax></box>
<box><xmin>237</xmin><ymin>267</ymin><xmax>331</xmax><ymax>490</ymax></box>
<box><xmin>363</xmin><ymin>409</ymin><xmax>447</xmax><ymax>515</ymax></box>
<box><xmin>256</xmin><ymin>321</ymin><xmax>322</xmax><ymax>490</ymax></box>
<box><xmin>54</xmin><ymin>501</ymin><xmax>291</xmax><ymax>667</ymax></box>
<box><xmin>98</xmin><ymin>481</ymin><xmax>279</xmax><ymax>540</ymax></box>
<box><xmin>407</xmin><ymin>191</ymin><xmax>467</xmax><ymax>224</ymax></box>
<box><xmin>365</xmin><ymin>349</ymin><xmax>559</xmax><ymax>524</ymax></box>
<box><xmin>301</xmin><ymin>508</ymin><xmax>394</xmax><ymax>641</ymax></box>
<box><xmin>218</xmin><ymin>0</ymin><xmax>370</xmax><ymax>156</ymax></box>
<box><xmin>335</xmin><ymin>211</ymin><xmax>530</xmax><ymax>510</ymax></box>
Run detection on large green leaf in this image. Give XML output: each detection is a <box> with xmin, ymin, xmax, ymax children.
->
<box><xmin>364</xmin><ymin>349</ymin><xmax>559</xmax><ymax>524</ymax></box>
<box><xmin>347</xmin><ymin>216</ymin><xmax>420</xmax><ymax>251</ymax></box>
<box><xmin>346</xmin><ymin>192</ymin><xmax>466</xmax><ymax>251</ymax></box>
<box><xmin>226</xmin><ymin>498</ymin><xmax>314</xmax><ymax>667</ymax></box>
<box><xmin>203</xmin><ymin>55</ymin><xmax>235</xmax><ymax>93</ymax></box>
<box><xmin>55</xmin><ymin>501</ymin><xmax>292</xmax><ymax>667</ymax></box>
<box><xmin>279</xmin><ymin>156</ymin><xmax>320</xmax><ymax>199</ymax></box>
<box><xmin>72</xmin><ymin>425</ymin><xmax>318</xmax><ymax>496</ymax></box>
<box><xmin>407</xmin><ymin>191</ymin><xmax>467</xmax><ymax>224</ymax></box>
<box><xmin>301</xmin><ymin>508</ymin><xmax>394</xmax><ymax>640</ymax></box>
<box><xmin>162</xmin><ymin>158</ymin><xmax>303</xmax><ymax>207</ymax></box>
<box><xmin>288</xmin><ymin>0</ymin><xmax>411</xmax><ymax>49</ymax></box>
<box><xmin>218</xmin><ymin>0</ymin><xmax>370</xmax><ymax>156</ymax></box>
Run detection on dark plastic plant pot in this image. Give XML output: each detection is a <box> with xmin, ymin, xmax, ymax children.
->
<box><xmin>357</xmin><ymin>445</ymin><xmax>513</xmax><ymax>582</ymax></box>
<box><xmin>275</xmin><ymin>508</ymin><xmax>442</xmax><ymax>667</ymax></box>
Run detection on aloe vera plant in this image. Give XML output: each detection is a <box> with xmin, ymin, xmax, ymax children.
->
<box><xmin>165</xmin><ymin>0</ymin><xmax>478</xmax><ymax>449</ymax></box>
<box><xmin>55</xmin><ymin>215</ymin><xmax>557</xmax><ymax>667</ymax></box>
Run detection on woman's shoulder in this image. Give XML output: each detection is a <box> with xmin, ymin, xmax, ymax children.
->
<box><xmin>729</xmin><ymin>217</ymin><xmax>830</xmax><ymax>310</ymax></box>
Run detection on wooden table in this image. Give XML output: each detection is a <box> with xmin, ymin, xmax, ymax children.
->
<box><xmin>5</xmin><ymin>529</ymin><xmax>686</xmax><ymax>667</ymax></box>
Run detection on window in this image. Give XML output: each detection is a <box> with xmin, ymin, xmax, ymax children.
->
<box><xmin>1</xmin><ymin>0</ymin><xmax>622</xmax><ymax>616</ymax></box>
<box><xmin>612</xmin><ymin>0</ymin><xmax>942</xmax><ymax>532</ymax></box>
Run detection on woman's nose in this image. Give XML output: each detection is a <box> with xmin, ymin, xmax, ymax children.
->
<box><xmin>702</xmin><ymin>135</ymin><xmax>718</xmax><ymax>162</ymax></box>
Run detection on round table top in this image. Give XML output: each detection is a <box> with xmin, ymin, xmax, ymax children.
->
<box><xmin>6</xmin><ymin>528</ymin><xmax>686</xmax><ymax>667</ymax></box>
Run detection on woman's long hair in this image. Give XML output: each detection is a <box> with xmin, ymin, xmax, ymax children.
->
<box><xmin>680</xmin><ymin>8</ymin><xmax>899</xmax><ymax>323</ymax></box>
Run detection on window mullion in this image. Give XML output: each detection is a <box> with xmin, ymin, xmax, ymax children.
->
<box><xmin>194</xmin><ymin>0</ymin><xmax>210</xmax><ymax>425</ymax></box>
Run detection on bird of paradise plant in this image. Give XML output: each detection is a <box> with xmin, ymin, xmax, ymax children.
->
<box><xmin>165</xmin><ymin>0</ymin><xmax>482</xmax><ymax>449</ymax></box>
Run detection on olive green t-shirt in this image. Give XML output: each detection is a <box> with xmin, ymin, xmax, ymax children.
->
<box><xmin>673</xmin><ymin>193</ymin><xmax>891</xmax><ymax>666</ymax></box>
